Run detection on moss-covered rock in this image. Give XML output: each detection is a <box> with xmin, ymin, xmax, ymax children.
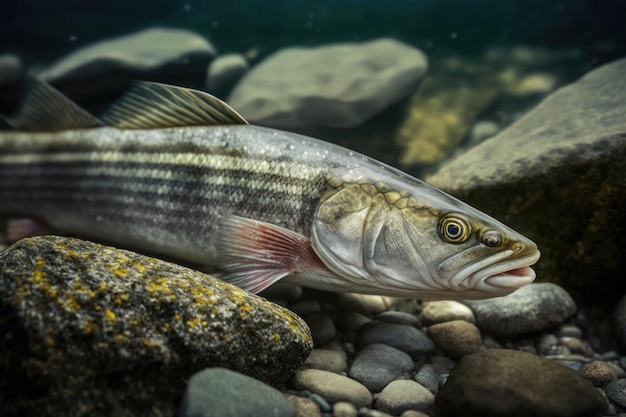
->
<box><xmin>0</xmin><ymin>235</ymin><xmax>312</xmax><ymax>417</ymax></box>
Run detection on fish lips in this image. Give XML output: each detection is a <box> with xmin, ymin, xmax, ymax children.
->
<box><xmin>480</xmin><ymin>250</ymin><xmax>540</xmax><ymax>289</ymax></box>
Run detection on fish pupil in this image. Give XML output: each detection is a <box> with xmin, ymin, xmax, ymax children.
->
<box><xmin>447</xmin><ymin>224</ymin><xmax>460</xmax><ymax>237</ymax></box>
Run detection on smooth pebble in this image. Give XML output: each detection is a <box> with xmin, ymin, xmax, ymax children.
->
<box><xmin>349</xmin><ymin>343</ymin><xmax>414</xmax><ymax>392</ymax></box>
<box><xmin>420</xmin><ymin>301</ymin><xmax>475</xmax><ymax>325</ymax></box>
<box><xmin>427</xmin><ymin>320</ymin><xmax>483</xmax><ymax>359</ymax></box>
<box><xmin>291</xmin><ymin>369</ymin><xmax>372</xmax><ymax>408</ymax></box>
<box><xmin>376</xmin><ymin>380</ymin><xmax>435</xmax><ymax>415</ymax></box>
<box><xmin>357</xmin><ymin>323</ymin><xmax>435</xmax><ymax>358</ymax></box>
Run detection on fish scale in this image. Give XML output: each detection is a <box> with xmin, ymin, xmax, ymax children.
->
<box><xmin>0</xmin><ymin>78</ymin><xmax>540</xmax><ymax>299</ymax></box>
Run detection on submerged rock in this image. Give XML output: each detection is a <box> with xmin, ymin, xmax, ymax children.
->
<box><xmin>435</xmin><ymin>349</ymin><xmax>607</xmax><ymax>417</ymax></box>
<box><xmin>428</xmin><ymin>58</ymin><xmax>626</xmax><ymax>303</ymax></box>
<box><xmin>179</xmin><ymin>368</ymin><xmax>295</xmax><ymax>417</ymax></box>
<box><xmin>464</xmin><ymin>283</ymin><xmax>576</xmax><ymax>338</ymax></box>
<box><xmin>206</xmin><ymin>53</ymin><xmax>249</xmax><ymax>99</ymax></box>
<box><xmin>39</xmin><ymin>27</ymin><xmax>216</xmax><ymax>113</ymax></box>
<box><xmin>0</xmin><ymin>236</ymin><xmax>312</xmax><ymax>417</ymax></box>
<box><xmin>228</xmin><ymin>38</ymin><xmax>427</xmax><ymax>129</ymax></box>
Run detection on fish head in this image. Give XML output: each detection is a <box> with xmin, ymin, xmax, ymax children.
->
<box><xmin>311</xmin><ymin>179</ymin><xmax>540</xmax><ymax>300</ymax></box>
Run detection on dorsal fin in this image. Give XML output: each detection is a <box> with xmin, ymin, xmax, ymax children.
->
<box><xmin>101</xmin><ymin>81</ymin><xmax>248</xmax><ymax>129</ymax></box>
<box><xmin>4</xmin><ymin>77</ymin><xmax>104</xmax><ymax>131</ymax></box>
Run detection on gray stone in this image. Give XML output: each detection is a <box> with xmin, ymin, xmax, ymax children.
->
<box><xmin>428</xmin><ymin>58</ymin><xmax>626</xmax><ymax>303</ymax></box>
<box><xmin>606</xmin><ymin>379</ymin><xmax>626</xmax><ymax>411</ymax></box>
<box><xmin>228</xmin><ymin>38</ymin><xmax>427</xmax><ymax>128</ymax></box>
<box><xmin>179</xmin><ymin>368</ymin><xmax>295</xmax><ymax>417</ymax></box>
<box><xmin>348</xmin><ymin>343</ymin><xmax>414</xmax><ymax>392</ymax></box>
<box><xmin>427</xmin><ymin>320</ymin><xmax>483</xmax><ymax>360</ymax></box>
<box><xmin>464</xmin><ymin>283</ymin><xmax>576</xmax><ymax>337</ymax></box>
<box><xmin>419</xmin><ymin>300</ymin><xmax>475</xmax><ymax>326</ymax></box>
<box><xmin>290</xmin><ymin>369</ymin><xmax>372</xmax><ymax>408</ymax></box>
<box><xmin>303</xmin><ymin>312</ymin><xmax>337</xmax><ymax>346</ymax></box>
<box><xmin>40</xmin><ymin>27</ymin><xmax>216</xmax><ymax>112</ymax></box>
<box><xmin>413</xmin><ymin>364</ymin><xmax>439</xmax><ymax>395</ymax></box>
<box><xmin>376</xmin><ymin>311</ymin><xmax>421</xmax><ymax>327</ymax></box>
<box><xmin>435</xmin><ymin>349</ymin><xmax>608</xmax><ymax>417</ymax></box>
<box><xmin>301</xmin><ymin>348</ymin><xmax>348</xmax><ymax>373</ymax></box>
<box><xmin>357</xmin><ymin>323</ymin><xmax>435</xmax><ymax>358</ymax></box>
<box><xmin>206</xmin><ymin>53</ymin><xmax>249</xmax><ymax>98</ymax></box>
<box><xmin>334</xmin><ymin>312</ymin><xmax>371</xmax><ymax>332</ymax></box>
<box><xmin>376</xmin><ymin>380</ymin><xmax>435</xmax><ymax>415</ymax></box>
<box><xmin>0</xmin><ymin>236</ymin><xmax>312</xmax><ymax>417</ymax></box>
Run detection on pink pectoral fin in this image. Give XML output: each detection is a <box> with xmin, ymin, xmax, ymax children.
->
<box><xmin>216</xmin><ymin>215</ymin><xmax>325</xmax><ymax>294</ymax></box>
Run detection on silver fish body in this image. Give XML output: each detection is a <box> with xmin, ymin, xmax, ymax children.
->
<box><xmin>0</xmin><ymin>80</ymin><xmax>540</xmax><ymax>299</ymax></box>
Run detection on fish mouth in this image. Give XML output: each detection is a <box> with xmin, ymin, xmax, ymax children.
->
<box><xmin>477</xmin><ymin>250</ymin><xmax>540</xmax><ymax>290</ymax></box>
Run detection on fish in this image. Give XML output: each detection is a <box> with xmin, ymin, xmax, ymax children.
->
<box><xmin>0</xmin><ymin>78</ymin><xmax>540</xmax><ymax>300</ymax></box>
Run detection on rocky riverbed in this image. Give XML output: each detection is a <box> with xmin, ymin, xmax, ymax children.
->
<box><xmin>1</xmin><ymin>27</ymin><xmax>625</xmax><ymax>417</ymax></box>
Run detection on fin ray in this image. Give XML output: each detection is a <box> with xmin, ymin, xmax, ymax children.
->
<box><xmin>4</xmin><ymin>77</ymin><xmax>103</xmax><ymax>130</ymax></box>
<box><xmin>102</xmin><ymin>81</ymin><xmax>248</xmax><ymax>129</ymax></box>
<box><xmin>216</xmin><ymin>215</ymin><xmax>314</xmax><ymax>294</ymax></box>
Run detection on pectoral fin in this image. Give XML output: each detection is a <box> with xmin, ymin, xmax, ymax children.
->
<box><xmin>216</xmin><ymin>215</ymin><xmax>324</xmax><ymax>293</ymax></box>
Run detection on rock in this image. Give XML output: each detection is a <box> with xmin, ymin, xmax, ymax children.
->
<box><xmin>606</xmin><ymin>379</ymin><xmax>626</xmax><ymax>411</ymax></box>
<box><xmin>332</xmin><ymin>401</ymin><xmax>358</xmax><ymax>417</ymax></box>
<box><xmin>375</xmin><ymin>311</ymin><xmax>421</xmax><ymax>327</ymax></box>
<box><xmin>301</xmin><ymin>348</ymin><xmax>348</xmax><ymax>374</ymax></box>
<box><xmin>284</xmin><ymin>394</ymin><xmax>321</xmax><ymax>417</ymax></box>
<box><xmin>427</xmin><ymin>320</ymin><xmax>483</xmax><ymax>360</ymax></box>
<box><xmin>428</xmin><ymin>58</ymin><xmax>626</xmax><ymax>303</ymax></box>
<box><xmin>228</xmin><ymin>38</ymin><xmax>427</xmax><ymax>129</ymax></box>
<box><xmin>580</xmin><ymin>361</ymin><xmax>618</xmax><ymax>387</ymax></box>
<box><xmin>348</xmin><ymin>343</ymin><xmax>414</xmax><ymax>392</ymax></box>
<box><xmin>413</xmin><ymin>364</ymin><xmax>439</xmax><ymax>395</ymax></box>
<box><xmin>206</xmin><ymin>53</ymin><xmax>249</xmax><ymax>99</ymax></box>
<box><xmin>334</xmin><ymin>312</ymin><xmax>371</xmax><ymax>333</ymax></box>
<box><xmin>357</xmin><ymin>322</ymin><xmax>436</xmax><ymax>358</ymax></box>
<box><xmin>464</xmin><ymin>283</ymin><xmax>576</xmax><ymax>337</ymax></box>
<box><xmin>0</xmin><ymin>236</ymin><xmax>312</xmax><ymax>417</ymax></box>
<box><xmin>376</xmin><ymin>380</ymin><xmax>435</xmax><ymax>415</ymax></box>
<box><xmin>39</xmin><ymin>27</ymin><xmax>216</xmax><ymax>113</ymax></box>
<box><xmin>419</xmin><ymin>301</ymin><xmax>475</xmax><ymax>326</ymax></box>
<box><xmin>303</xmin><ymin>312</ymin><xmax>337</xmax><ymax>346</ymax></box>
<box><xmin>179</xmin><ymin>368</ymin><xmax>295</xmax><ymax>417</ymax></box>
<box><xmin>435</xmin><ymin>349</ymin><xmax>608</xmax><ymax>417</ymax></box>
<box><xmin>290</xmin><ymin>369</ymin><xmax>372</xmax><ymax>408</ymax></box>
<box><xmin>507</xmin><ymin>72</ymin><xmax>557</xmax><ymax>96</ymax></box>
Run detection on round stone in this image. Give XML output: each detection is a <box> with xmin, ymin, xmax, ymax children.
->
<box><xmin>427</xmin><ymin>320</ymin><xmax>482</xmax><ymax>360</ymax></box>
<box><xmin>435</xmin><ymin>349</ymin><xmax>608</xmax><ymax>417</ymax></box>
<box><xmin>332</xmin><ymin>401</ymin><xmax>358</xmax><ymax>417</ymax></box>
<box><xmin>376</xmin><ymin>311</ymin><xmax>421</xmax><ymax>327</ymax></box>
<box><xmin>413</xmin><ymin>364</ymin><xmax>439</xmax><ymax>395</ymax></box>
<box><xmin>606</xmin><ymin>378</ymin><xmax>626</xmax><ymax>410</ymax></box>
<box><xmin>376</xmin><ymin>380</ymin><xmax>435</xmax><ymax>415</ymax></box>
<box><xmin>303</xmin><ymin>312</ymin><xmax>337</xmax><ymax>346</ymax></box>
<box><xmin>580</xmin><ymin>361</ymin><xmax>618</xmax><ymax>387</ymax></box>
<box><xmin>284</xmin><ymin>394</ymin><xmax>321</xmax><ymax>417</ymax></box>
<box><xmin>291</xmin><ymin>369</ymin><xmax>372</xmax><ymax>408</ymax></box>
<box><xmin>463</xmin><ymin>283</ymin><xmax>577</xmax><ymax>337</ymax></box>
<box><xmin>179</xmin><ymin>368</ymin><xmax>295</xmax><ymax>417</ymax></box>
<box><xmin>357</xmin><ymin>323</ymin><xmax>435</xmax><ymax>358</ymax></box>
<box><xmin>348</xmin><ymin>343</ymin><xmax>414</xmax><ymax>392</ymax></box>
<box><xmin>301</xmin><ymin>348</ymin><xmax>348</xmax><ymax>373</ymax></box>
<box><xmin>419</xmin><ymin>301</ymin><xmax>475</xmax><ymax>325</ymax></box>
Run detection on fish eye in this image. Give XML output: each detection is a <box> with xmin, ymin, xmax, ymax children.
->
<box><xmin>482</xmin><ymin>230</ymin><xmax>503</xmax><ymax>247</ymax></box>
<box><xmin>438</xmin><ymin>214</ymin><xmax>472</xmax><ymax>244</ymax></box>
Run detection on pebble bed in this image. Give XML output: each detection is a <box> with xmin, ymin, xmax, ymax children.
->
<box><xmin>182</xmin><ymin>282</ymin><xmax>626</xmax><ymax>417</ymax></box>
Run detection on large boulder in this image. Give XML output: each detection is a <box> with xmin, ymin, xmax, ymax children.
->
<box><xmin>0</xmin><ymin>236</ymin><xmax>312</xmax><ymax>417</ymax></box>
<box><xmin>428</xmin><ymin>58</ymin><xmax>626</xmax><ymax>303</ymax></box>
<box><xmin>39</xmin><ymin>27</ymin><xmax>216</xmax><ymax>113</ymax></box>
<box><xmin>228</xmin><ymin>38</ymin><xmax>427</xmax><ymax>129</ymax></box>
